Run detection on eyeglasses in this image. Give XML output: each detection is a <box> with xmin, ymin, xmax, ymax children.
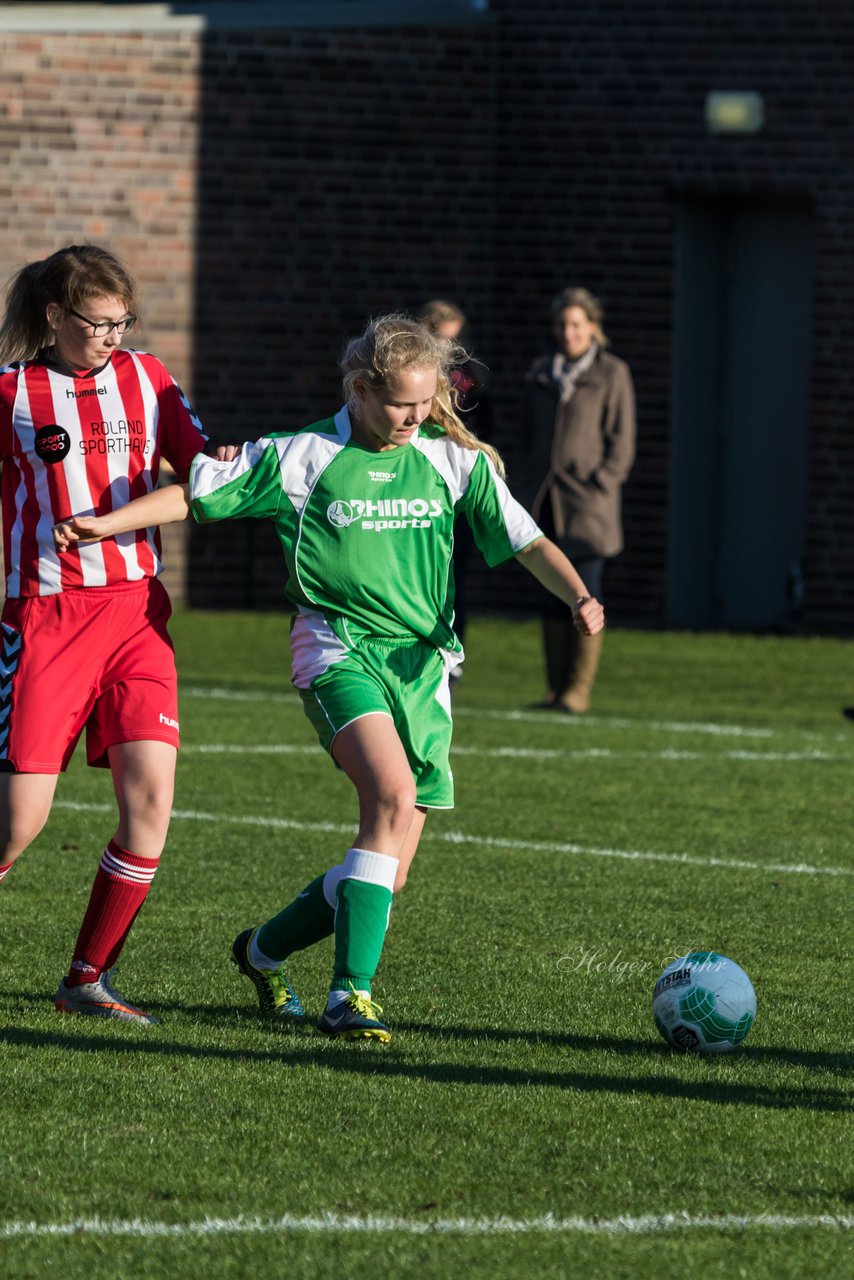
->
<box><xmin>66</xmin><ymin>307</ymin><xmax>137</xmax><ymax>338</ymax></box>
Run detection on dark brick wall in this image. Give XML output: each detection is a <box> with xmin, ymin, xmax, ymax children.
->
<box><xmin>487</xmin><ymin>0</ymin><xmax>854</xmax><ymax>625</ymax></box>
<box><xmin>187</xmin><ymin>22</ymin><xmax>499</xmax><ymax>610</ymax></box>
<box><xmin>2</xmin><ymin>4</ymin><xmax>853</xmax><ymax>625</ymax></box>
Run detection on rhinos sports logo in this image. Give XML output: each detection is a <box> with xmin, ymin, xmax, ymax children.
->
<box><xmin>326</xmin><ymin>497</ymin><xmax>444</xmax><ymax>532</ymax></box>
<box><xmin>327</xmin><ymin>500</ymin><xmax>363</xmax><ymax>528</ymax></box>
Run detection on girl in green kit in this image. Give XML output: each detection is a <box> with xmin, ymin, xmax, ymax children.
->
<box><xmin>55</xmin><ymin>314</ymin><xmax>605</xmax><ymax>1042</ymax></box>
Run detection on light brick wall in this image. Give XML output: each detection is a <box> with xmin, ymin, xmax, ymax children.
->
<box><xmin>0</xmin><ymin>28</ymin><xmax>201</xmax><ymax>600</ymax></box>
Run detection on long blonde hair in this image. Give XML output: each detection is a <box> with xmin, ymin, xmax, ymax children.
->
<box><xmin>0</xmin><ymin>244</ymin><xmax>139</xmax><ymax>366</ymax></box>
<box><xmin>340</xmin><ymin>313</ymin><xmax>504</xmax><ymax>477</ymax></box>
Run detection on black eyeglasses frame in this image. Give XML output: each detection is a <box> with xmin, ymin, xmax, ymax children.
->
<box><xmin>66</xmin><ymin>307</ymin><xmax>137</xmax><ymax>338</ymax></box>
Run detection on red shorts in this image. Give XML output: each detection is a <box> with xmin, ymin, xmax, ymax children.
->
<box><xmin>0</xmin><ymin>578</ymin><xmax>179</xmax><ymax>773</ymax></box>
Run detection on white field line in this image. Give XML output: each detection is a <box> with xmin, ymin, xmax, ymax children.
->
<box><xmin>454</xmin><ymin>707</ymin><xmax>777</xmax><ymax>739</ymax></box>
<box><xmin>180</xmin><ymin>741</ymin><xmax>851</xmax><ymax>765</ymax></box>
<box><xmin>2</xmin><ymin>1212</ymin><xmax>851</xmax><ymax>1240</ymax></box>
<box><xmin>181</xmin><ymin>685</ymin><xmax>774</xmax><ymax>739</ymax></box>
<box><xmin>55</xmin><ymin>801</ymin><xmax>854</xmax><ymax>878</ymax></box>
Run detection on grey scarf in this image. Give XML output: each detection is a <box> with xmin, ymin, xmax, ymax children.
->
<box><xmin>550</xmin><ymin>341</ymin><xmax>598</xmax><ymax>402</ymax></box>
<box><xmin>532</xmin><ymin>342</ymin><xmax>600</xmax><ymax>534</ymax></box>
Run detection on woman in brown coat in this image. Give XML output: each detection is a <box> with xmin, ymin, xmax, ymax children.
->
<box><xmin>521</xmin><ymin>287</ymin><xmax>635</xmax><ymax>711</ymax></box>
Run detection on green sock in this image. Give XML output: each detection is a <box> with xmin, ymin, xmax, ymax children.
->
<box><xmin>257</xmin><ymin>873</ymin><xmax>335</xmax><ymax>960</ymax></box>
<box><xmin>331</xmin><ymin>875</ymin><xmax>393</xmax><ymax>993</ymax></box>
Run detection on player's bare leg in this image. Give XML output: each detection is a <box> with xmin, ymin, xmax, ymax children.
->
<box><xmin>55</xmin><ymin>741</ymin><xmax>176</xmax><ymax>1024</ymax></box>
<box><xmin>109</xmin><ymin>739</ymin><xmax>176</xmax><ymax>857</ymax></box>
<box><xmin>234</xmin><ymin>734</ymin><xmax>427</xmax><ymax>1031</ymax></box>
<box><xmin>390</xmin><ymin>804</ymin><xmax>427</xmax><ymax>892</ymax></box>
<box><xmin>0</xmin><ymin>773</ymin><xmax>59</xmax><ymax>880</ymax></box>
<box><xmin>312</xmin><ymin>714</ymin><xmax>419</xmax><ymax>1041</ymax></box>
<box><xmin>331</xmin><ymin>711</ymin><xmax>418</xmax><ymax>858</ymax></box>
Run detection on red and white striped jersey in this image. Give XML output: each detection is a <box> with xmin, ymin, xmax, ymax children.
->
<box><xmin>0</xmin><ymin>349</ymin><xmax>207</xmax><ymax>596</ymax></box>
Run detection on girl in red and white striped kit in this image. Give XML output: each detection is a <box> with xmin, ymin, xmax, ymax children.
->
<box><xmin>0</xmin><ymin>244</ymin><xmax>209</xmax><ymax>1024</ymax></box>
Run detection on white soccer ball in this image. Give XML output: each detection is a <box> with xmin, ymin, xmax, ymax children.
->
<box><xmin>652</xmin><ymin>952</ymin><xmax>756</xmax><ymax>1053</ymax></box>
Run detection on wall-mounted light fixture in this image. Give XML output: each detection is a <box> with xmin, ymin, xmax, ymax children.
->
<box><xmin>705</xmin><ymin>91</ymin><xmax>764</xmax><ymax>134</ymax></box>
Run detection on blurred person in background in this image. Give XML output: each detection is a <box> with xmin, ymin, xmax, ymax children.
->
<box><xmin>419</xmin><ymin>300</ymin><xmax>494</xmax><ymax>679</ymax></box>
<box><xmin>519</xmin><ymin>286</ymin><xmax>635</xmax><ymax>713</ymax></box>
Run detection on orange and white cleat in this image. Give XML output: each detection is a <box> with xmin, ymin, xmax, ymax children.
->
<box><xmin>54</xmin><ymin>972</ymin><xmax>157</xmax><ymax>1025</ymax></box>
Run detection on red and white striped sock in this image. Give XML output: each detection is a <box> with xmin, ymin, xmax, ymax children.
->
<box><xmin>65</xmin><ymin>840</ymin><xmax>159</xmax><ymax>986</ymax></box>
<box><xmin>0</xmin><ymin>861</ymin><xmax>13</xmax><ymax>885</ymax></box>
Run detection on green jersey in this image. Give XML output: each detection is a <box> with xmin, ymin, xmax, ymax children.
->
<box><xmin>189</xmin><ymin>406</ymin><xmax>541</xmax><ymax>676</ymax></box>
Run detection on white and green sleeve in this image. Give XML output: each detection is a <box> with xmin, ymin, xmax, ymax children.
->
<box><xmin>460</xmin><ymin>450</ymin><xmax>543</xmax><ymax>564</ymax></box>
<box><xmin>189</xmin><ymin>438</ymin><xmax>286</xmax><ymax>524</ymax></box>
<box><xmin>412</xmin><ymin>431</ymin><xmax>542</xmax><ymax>565</ymax></box>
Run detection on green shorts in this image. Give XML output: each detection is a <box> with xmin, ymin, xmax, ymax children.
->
<box><xmin>299</xmin><ymin>636</ymin><xmax>454</xmax><ymax>810</ymax></box>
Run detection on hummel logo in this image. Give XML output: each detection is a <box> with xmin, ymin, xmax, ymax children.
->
<box><xmin>66</xmin><ymin>385</ymin><xmax>106</xmax><ymax>400</ymax></box>
<box><xmin>159</xmin><ymin>713</ymin><xmax>179</xmax><ymax>730</ymax></box>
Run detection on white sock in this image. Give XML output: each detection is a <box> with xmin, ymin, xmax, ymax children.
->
<box><xmin>327</xmin><ymin>987</ymin><xmax>370</xmax><ymax>1009</ymax></box>
<box><xmin>340</xmin><ymin>846</ymin><xmax>398</xmax><ymax>891</ymax></box>
<box><xmin>248</xmin><ymin>930</ymin><xmax>280</xmax><ymax>971</ymax></box>
<box><xmin>322</xmin><ymin>862</ymin><xmax>344</xmax><ymax>909</ymax></box>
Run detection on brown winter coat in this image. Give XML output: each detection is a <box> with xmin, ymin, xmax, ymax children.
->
<box><xmin>520</xmin><ymin>347</ymin><xmax>636</xmax><ymax>559</ymax></box>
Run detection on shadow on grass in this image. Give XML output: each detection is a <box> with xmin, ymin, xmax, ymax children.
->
<box><xmin>0</xmin><ymin>1022</ymin><xmax>849</xmax><ymax>1113</ymax></box>
<box><xmin>391</xmin><ymin>1020</ymin><xmax>854</xmax><ymax>1072</ymax></box>
<box><xmin>69</xmin><ymin>995</ymin><xmax>853</xmax><ymax>1074</ymax></box>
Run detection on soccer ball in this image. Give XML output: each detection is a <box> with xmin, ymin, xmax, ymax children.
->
<box><xmin>652</xmin><ymin>952</ymin><xmax>756</xmax><ymax>1053</ymax></box>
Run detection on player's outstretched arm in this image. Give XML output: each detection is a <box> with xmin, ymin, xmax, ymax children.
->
<box><xmin>54</xmin><ymin>482</ymin><xmax>191</xmax><ymax>552</ymax></box>
<box><xmin>54</xmin><ymin>444</ymin><xmax>242</xmax><ymax>551</ymax></box>
<box><xmin>515</xmin><ymin>536</ymin><xmax>605</xmax><ymax>636</ymax></box>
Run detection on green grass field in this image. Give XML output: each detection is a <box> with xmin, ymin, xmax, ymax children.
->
<box><xmin>1</xmin><ymin>612</ymin><xmax>852</xmax><ymax>1279</ymax></box>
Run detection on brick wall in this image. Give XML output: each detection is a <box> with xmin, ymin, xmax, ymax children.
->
<box><xmin>0</xmin><ymin>29</ymin><xmax>200</xmax><ymax>380</ymax></box>
<box><xmin>2</xmin><ymin>3</ymin><xmax>853</xmax><ymax>626</ymax></box>
<box><xmin>0</xmin><ymin>26</ymin><xmax>201</xmax><ymax>599</ymax></box>
<box><xmin>185</xmin><ymin>22</ymin><xmax>499</xmax><ymax>610</ymax></box>
<box><xmin>487</xmin><ymin>0</ymin><xmax>854</xmax><ymax>625</ymax></box>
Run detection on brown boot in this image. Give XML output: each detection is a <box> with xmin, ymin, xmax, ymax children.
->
<box><xmin>556</xmin><ymin>631</ymin><xmax>603</xmax><ymax>714</ymax></box>
<box><xmin>539</xmin><ymin>618</ymin><xmax>574</xmax><ymax>705</ymax></box>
